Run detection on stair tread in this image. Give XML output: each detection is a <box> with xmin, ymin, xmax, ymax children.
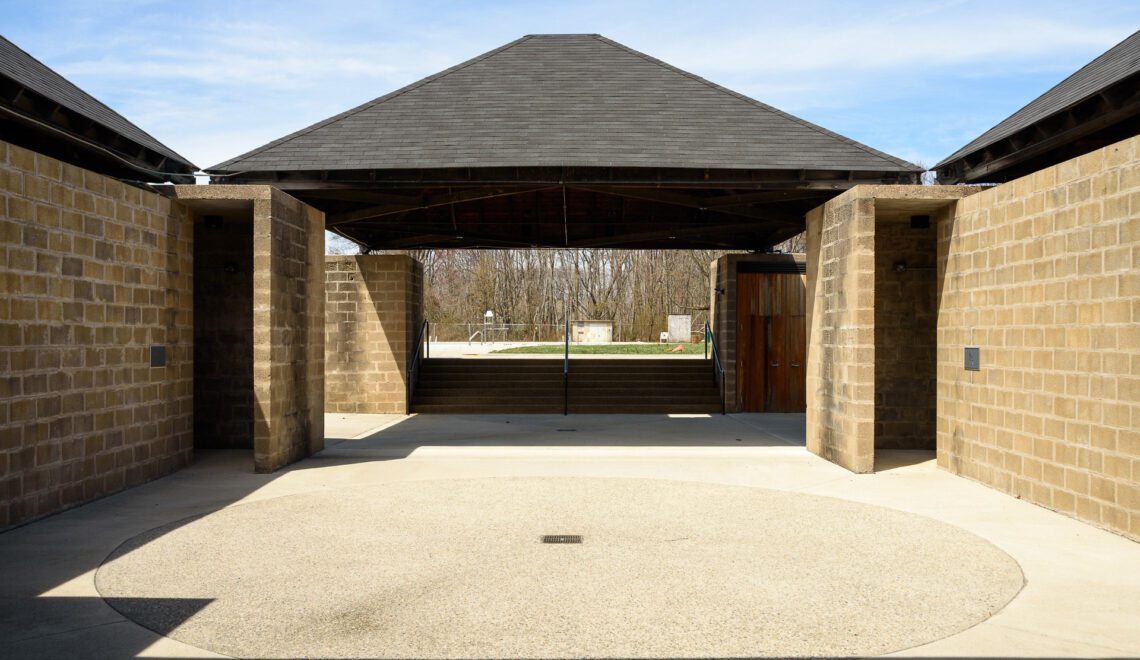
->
<box><xmin>413</xmin><ymin>357</ymin><xmax>723</xmax><ymax>413</ymax></box>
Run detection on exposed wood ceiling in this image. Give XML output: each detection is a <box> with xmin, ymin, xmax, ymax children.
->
<box><xmin>209</xmin><ymin>34</ymin><xmax>921</xmax><ymax>248</ymax></box>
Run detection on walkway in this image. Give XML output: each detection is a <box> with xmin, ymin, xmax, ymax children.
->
<box><xmin>1</xmin><ymin>413</ymin><xmax>1138</xmax><ymax>658</ymax></box>
<box><xmin>427</xmin><ymin>341</ymin><xmax>706</xmax><ymax>359</ymax></box>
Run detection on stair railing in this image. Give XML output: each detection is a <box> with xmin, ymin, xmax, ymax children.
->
<box><xmin>704</xmin><ymin>321</ymin><xmax>726</xmax><ymax>415</ymax></box>
<box><xmin>407</xmin><ymin>319</ymin><xmax>429</xmax><ymax>413</ymax></box>
<box><xmin>563</xmin><ymin>318</ymin><xmax>569</xmax><ymax>415</ymax></box>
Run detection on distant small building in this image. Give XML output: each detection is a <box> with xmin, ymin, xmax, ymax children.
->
<box><xmin>667</xmin><ymin>315</ymin><xmax>691</xmax><ymax>342</ymax></box>
<box><xmin>571</xmin><ymin>320</ymin><xmax>613</xmax><ymax>344</ymax></box>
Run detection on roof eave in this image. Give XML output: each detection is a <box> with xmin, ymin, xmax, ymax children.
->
<box><xmin>1</xmin><ymin>74</ymin><xmax>197</xmax><ymax>182</ymax></box>
<box><xmin>936</xmin><ymin>73</ymin><xmax>1140</xmax><ymax>183</ymax></box>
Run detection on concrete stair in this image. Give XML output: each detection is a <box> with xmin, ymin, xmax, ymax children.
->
<box><xmin>411</xmin><ymin>358</ymin><xmax>723</xmax><ymax>414</ymax></box>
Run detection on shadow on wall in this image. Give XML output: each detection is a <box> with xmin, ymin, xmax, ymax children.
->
<box><xmin>359</xmin><ymin>255</ymin><xmax>415</xmax><ymax>413</ymax></box>
<box><xmin>325</xmin><ymin>255</ymin><xmax>423</xmax><ymax>415</ymax></box>
<box><xmin>193</xmin><ymin>211</ymin><xmax>254</xmax><ymax>450</ymax></box>
<box><xmin>873</xmin><ymin>209</ymin><xmax>938</xmax><ymax>451</ymax></box>
<box><xmin>935</xmin><ymin>203</ymin><xmax>964</xmax><ymax>474</ymax></box>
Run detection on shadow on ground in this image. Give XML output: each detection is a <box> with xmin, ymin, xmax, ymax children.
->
<box><xmin>2</xmin><ymin>412</ymin><xmax>901</xmax><ymax>660</ymax></box>
<box><xmin>312</xmin><ymin>413</ymin><xmax>807</xmax><ymax>466</ymax></box>
<box><xmin>874</xmin><ymin>449</ymin><xmax>937</xmax><ymax>472</ymax></box>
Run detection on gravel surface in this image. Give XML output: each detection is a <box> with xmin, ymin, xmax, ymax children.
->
<box><xmin>96</xmin><ymin>477</ymin><xmax>1023</xmax><ymax>659</ymax></box>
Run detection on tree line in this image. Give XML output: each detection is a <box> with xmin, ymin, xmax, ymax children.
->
<box><xmin>334</xmin><ymin>234</ymin><xmax>805</xmax><ymax>343</ymax></box>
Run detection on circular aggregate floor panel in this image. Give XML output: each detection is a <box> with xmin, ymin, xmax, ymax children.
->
<box><xmin>96</xmin><ymin>478</ymin><xmax>1024</xmax><ymax>658</ymax></box>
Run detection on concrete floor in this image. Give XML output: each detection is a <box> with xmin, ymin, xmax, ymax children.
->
<box><xmin>2</xmin><ymin>413</ymin><xmax>1139</xmax><ymax>658</ymax></box>
<box><xmin>426</xmin><ymin>341</ymin><xmax>705</xmax><ymax>358</ymax></box>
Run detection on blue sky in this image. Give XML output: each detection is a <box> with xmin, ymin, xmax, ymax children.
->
<box><xmin>2</xmin><ymin>0</ymin><xmax>1137</xmax><ymax>173</ymax></box>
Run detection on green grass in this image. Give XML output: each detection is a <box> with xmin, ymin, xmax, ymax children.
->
<box><xmin>491</xmin><ymin>343</ymin><xmax>707</xmax><ymax>355</ymax></box>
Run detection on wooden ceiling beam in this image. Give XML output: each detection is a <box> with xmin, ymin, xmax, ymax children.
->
<box><xmin>351</xmin><ymin>227</ymin><xmax>546</xmax><ymax>250</ymax></box>
<box><xmin>224</xmin><ymin>164</ymin><xmax>894</xmax><ymax>191</ymax></box>
<box><xmin>569</xmin><ymin>220</ymin><xmax>776</xmax><ymax>249</ymax></box>
<box><xmin>960</xmin><ymin>95</ymin><xmax>1140</xmax><ymax>182</ymax></box>
<box><xmin>301</xmin><ymin>189</ymin><xmax>424</xmax><ymax>205</ymax></box>
<box><xmin>700</xmin><ymin>190</ymin><xmax>830</xmax><ymax>207</ymax></box>
<box><xmin>326</xmin><ymin>184</ymin><xmax>560</xmax><ymax>226</ymax></box>
<box><xmin>570</xmin><ymin>184</ymin><xmax>803</xmax><ymax>224</ymax></box>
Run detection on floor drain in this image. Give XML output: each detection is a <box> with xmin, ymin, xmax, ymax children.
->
<box><xmin>556</xmin><ymin>428</ymin><xmax>577</xmax><ymax>432</ymax></box>
<box><xmin>542</xmin><ymin>535</ymin><xmax>582</xmax><ymax>544</ymax></box>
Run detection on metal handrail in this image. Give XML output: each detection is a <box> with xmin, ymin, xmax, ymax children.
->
<box><xmin>563</xmin><ymin>318</ymin><xmax>569</xmax><ymax>415</ymax></box>
<box><xmin>407</xmin><ymin>319</ymin><xmax>429</xmax><ymax>413</ymax></box>
<box><xmin>704</xmin><ymin>321</ymin><xmax>726</xmax><ymax>415</ymax></box>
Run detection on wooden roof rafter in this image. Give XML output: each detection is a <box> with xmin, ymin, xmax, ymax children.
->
<box><xmin>936</xmin><ymin>30</ymin><xmax>1140</xmax><ymax>184</ymax></box>
<box><xmin>0</xmin><ymin>35</ymin><xmax>196</xmax><ymax>183</ymax></box>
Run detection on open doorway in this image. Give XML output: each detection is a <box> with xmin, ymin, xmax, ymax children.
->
<box><xmin>873</xmin><ymin>210</ymin><xmax>938</xmax><ymax>454</ymax></box>
<box><xmin>192</xmin><ymin>205</ymin><xmax>254</xmax><ymax>449</ymax></box>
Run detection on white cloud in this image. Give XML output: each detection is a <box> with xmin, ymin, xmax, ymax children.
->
<box><xmin>6</xmin><ymin>0</ymin><xmax>1136</xmax><ymax>172</ymax></box>
<box><xmin>646</xmin><ymin>17</ymin><xmax>1121</xmax><ymax>77</ymax></box>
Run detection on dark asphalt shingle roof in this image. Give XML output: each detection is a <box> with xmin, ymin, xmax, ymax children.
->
<box><xmin>210</xmin><ymin>34</ymin><xmax>918</xmax><ymax>173</ymax></box>
<box><xmin>0</xmin><ymin>34</ymin><xmax>195</xmax><ymax>169</ymax></box>
<box><xmin>936</xmin><ymin>29</ymin><xmax>1140</xmax><ymax>168</ymax></box>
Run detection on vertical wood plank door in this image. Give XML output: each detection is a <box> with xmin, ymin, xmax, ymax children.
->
<box><xmin>736</xmin><ymin>272</ymin><xmax>806</xmax><ymax>412</ymax></box>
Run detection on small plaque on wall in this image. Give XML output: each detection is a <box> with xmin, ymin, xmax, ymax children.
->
<box><xmin>964</xmin><ymin>346</ymin><xmax>980</xmax><ymax>371</ymax></box>
<box><xmin>150</xmin><ymin>345</ymin><xmax>167</xmax><ymax>368</ymax></box>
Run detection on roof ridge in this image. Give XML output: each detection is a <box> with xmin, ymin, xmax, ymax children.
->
<box><xmin>589</xmin><ymin>35</ymin><xmax>919</xmax><ymax>171</ymax></box>
<box><xmin>934</xmin><ymin>28</ymin><xmax>1140</xmax><ymax>168</ymax></box>
<box><xmin>0</xmin><ymin>35</ymin><xmax>195</xmax><ymax>167</ymax></box>
<box><xmin>208</xmin><ymin>35</ymin><xmax>537</xmax><ymax>171</ymax></box>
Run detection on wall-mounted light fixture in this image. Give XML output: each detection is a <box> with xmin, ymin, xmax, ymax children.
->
<box><xmin>894</xmin><ymin>261</ymin><xmax>936</xmax><ymax>273</ymax></box>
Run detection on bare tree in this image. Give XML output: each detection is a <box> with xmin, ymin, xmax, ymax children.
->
<box><xmin>325</xmin><ymin>231</ymin><xmax>361</xmax><ymax>255</ymax></box>
<box><xmin>371</xmin><ymin>247</ymin><xmax>741</xmax><ymax>341</ymax></box>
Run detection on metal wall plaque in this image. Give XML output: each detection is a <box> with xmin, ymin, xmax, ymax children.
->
<box><xmin>150</xmin><ymin>345</ymin><xmax>166</xmax><ymax>368</ymax></box>
<box><xmin>964</xmin><ymin>346</ymin><xmax>980</xmax><ymax>371</ymax></box>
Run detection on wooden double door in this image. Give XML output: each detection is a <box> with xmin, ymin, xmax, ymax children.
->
<box><xmin>736</xmin><ymin>272</ymin><xmax>806</xmax><ymax>412</ymax></box>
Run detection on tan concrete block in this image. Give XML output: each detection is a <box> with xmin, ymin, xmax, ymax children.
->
<box><xmin>1053</xmin><ymin>489</ymin><xmax>1076</xmax><ymax>514</ymax></box>
<box><xmin>1119</xmin><ymin>484</ymin><xmax>1140</xmax><ymax>511</ymax></box>
<box><xmin>1090</xmin><ymin>476</ymin><xmax>1117</xmax><ymax>503</ymax></box>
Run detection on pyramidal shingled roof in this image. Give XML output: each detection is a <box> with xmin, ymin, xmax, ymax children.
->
<box><xmin>0</xmin><ymin>35</ymin><xmax>194</xmax><ymax>169</ymax></box>
<box><xmin>209</xmin><ymin>34</ymin><xmax>918</xmax><ymax>173</ymax></box>
<box><xmin>936</xmin><ymin>29</ymin><xmax>1140</xmax><ymax>169</ymax></box>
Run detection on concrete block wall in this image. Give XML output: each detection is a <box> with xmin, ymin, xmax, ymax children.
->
<box><xmin>254</xmin><ymin>190</ymin><xmax>325</xmax><ymax>471</ymax></box>
<box><xmin>0</xmin><ymin>140</ymin><xmax>193</xmax><ymax>528</ymax></box>
<box><xmin>805</xmin><ymin>186</ymin><xmax>976</xmax><ymax>472</ymax></box>
<box><xmin>805</xmin><ymin>194</ymin><xmax>877</xmax><ymax>472</ymax></box>
<box><xmin>709</xmin><ymin>255</ymin><xmax>732</xmax><ymax>405</ymax></box>
<box><xmin>938</xmin><ymin>135</ymin><xmax>1140</xmax><ymax>540</ymax></box>
<box><xmin>325</xmin><ymin>255</ymin><xmax>424</xmax><ymax>414</ymax></box>
<box><xmin>173</xmin><ymin>185</ymin><xmax>325</xmax><ymax>474</ymax></box>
